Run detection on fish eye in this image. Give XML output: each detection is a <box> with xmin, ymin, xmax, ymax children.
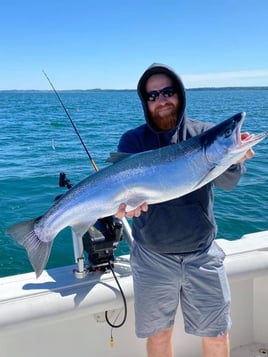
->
<box><xmin>225</xmin><ymin>128</ymin><xmax>233</xmax><ymax>137</ymax></box>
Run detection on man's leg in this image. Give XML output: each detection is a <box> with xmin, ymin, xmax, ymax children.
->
<box><xmin>202</xmin><ymin>333</ymin><xmax>230</xmax><ymax>357</ymax></box>
<box><xmin>147</xmin><ymin>327</ymin><xmax>174</xmax><ymax>357</ymax></box>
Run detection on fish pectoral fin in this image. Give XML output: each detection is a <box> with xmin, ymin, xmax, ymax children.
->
<box><xmin>6</xmin><ymin>219</ymin><xmax>52</xmax><ymax>278</ymax></box>
<box><xmin>192</xmin><ymin>168</ymin><xmax>216</xmax><ymax>191</ymax></box>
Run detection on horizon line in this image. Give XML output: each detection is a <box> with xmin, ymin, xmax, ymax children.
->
<box><xmin>1</xmin><ymin>86</ymin><xmax>268</xmax><ymax>92</ymax></box>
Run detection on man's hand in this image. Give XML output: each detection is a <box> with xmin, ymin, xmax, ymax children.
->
<box><xmin>116</xmin><ymin>202</ymin><xmax>148</xmax><ymax>219</ymax></box>
<box><xmin>236</xmin><ymin>132</ymin><xmax>255</xmax><ymax>163</ymax></box>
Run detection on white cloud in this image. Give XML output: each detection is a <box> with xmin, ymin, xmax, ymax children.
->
<box><xmin>182</xmin><ymin>70</ymin><xmax>268</xmax><ymax>88</ymax></box>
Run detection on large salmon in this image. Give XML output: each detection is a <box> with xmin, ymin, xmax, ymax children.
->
<box><xmin>6</xmin><ymin>112</ymin><xmax>266</xmax><ymax>277</ymax></box>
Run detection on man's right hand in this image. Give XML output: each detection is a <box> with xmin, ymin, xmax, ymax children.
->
<box><xmin>116</xmin><ymin>202</ymin><xmax>148</xmax><ymax>219</ymax></box>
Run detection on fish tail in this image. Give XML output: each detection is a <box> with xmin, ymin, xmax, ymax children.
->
<box><xmin>6</xmin><ymin>219</ymin><xmax>53</xmax><ymax>278</ymax></box>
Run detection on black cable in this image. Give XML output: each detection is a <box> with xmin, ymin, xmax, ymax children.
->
<box><xmin>105</xmin><ymin>261</ymin><xmax>127</xmax><ymax>328</ymax></box>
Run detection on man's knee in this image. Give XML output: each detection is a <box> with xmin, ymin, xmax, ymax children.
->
<box><xmin>147</xmin><ymin>326</ymin><xmax>174</xmax><ymax>356</ymax></box>
<box><xmin>202</xmin><ymin>333</ymin><xmax>230</xmax><ymax>357</ymax></box>
<box><xmin>148</xmin><ymin>327</ymin><xmax>173</xmax><ymax>344</ymax></box>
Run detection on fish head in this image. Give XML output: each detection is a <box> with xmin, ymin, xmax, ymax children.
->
<box><xmin>203</xmin><ymin>112</ymin><xmax>267</xmax><ymax>166</ymax></box>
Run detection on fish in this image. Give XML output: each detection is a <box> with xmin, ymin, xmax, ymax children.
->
<box><xmin>6</xmin><ymin>112</ymin><xmax>266</xmax><ymax>277</ymax></box>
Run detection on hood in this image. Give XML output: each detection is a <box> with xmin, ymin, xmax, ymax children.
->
<box><xmin>137</xmin><ymin>63</ymin><xmax>186</xmax><ymax>134</ymax></box>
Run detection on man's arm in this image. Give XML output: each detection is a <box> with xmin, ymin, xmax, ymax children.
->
<box><xmin>214</xmin><ymin>133</ymin><xmax>255</xmax><ymax>190</ymax></box>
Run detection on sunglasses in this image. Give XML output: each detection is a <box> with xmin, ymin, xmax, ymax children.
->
<box><xmin>146</xmin><ymin>86</ymin><xmax>177</xmax><ymax>102</ymax></box>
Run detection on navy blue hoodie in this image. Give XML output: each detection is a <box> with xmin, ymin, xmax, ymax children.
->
<box><xmin>118</xmin><ymin>63</ymin><xmax>244</xmax><ymax>253</ymax></box>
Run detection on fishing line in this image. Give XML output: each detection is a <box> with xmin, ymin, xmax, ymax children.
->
<box><xmin>42</xmin><ymin>70</ymin><xmax>98</xmax><ymax>172</ymax></box>
<box><xmin>43</xmin><ymin>71</ymin><xmax>128</xmax><ymax>333</ymax></box>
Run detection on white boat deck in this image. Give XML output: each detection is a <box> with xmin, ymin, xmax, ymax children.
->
<box><xmin>0</xmin><ymin>231</ymin><xmax>268</xmax><ymax>356</ymax></box>
<box><xmin>231</xmin><ymin>343</ymin><xmax>268</xmax><ymax>356</ymax></box>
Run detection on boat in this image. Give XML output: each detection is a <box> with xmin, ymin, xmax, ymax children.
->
<box><xmin>1</xmin><ymin>224</ymin><xmax>268</xmax><ymax>357</ymax></box>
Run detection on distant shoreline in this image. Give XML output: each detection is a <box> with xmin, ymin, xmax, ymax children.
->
<box><xmin>0</xmin><ymin>87</ymin><xmax>268</xmax><ymax>92</ymax></box>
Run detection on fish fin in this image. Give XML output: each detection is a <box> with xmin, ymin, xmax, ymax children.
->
<box><xmin>6</xmin><ymin>219</ymin><xmax>52</xmax><ymax>278</ymax></box>
<box><xmin>106</xmin><ymin>152</ymin><xmax>132</xmax><ymax>163</ymax></box>
<box><xmin>125</xmin><ymin>197</ymin><xmax>148</xmax><ymax>211</ymax></box>
<box><xmin>72</xmin><ymin>223</ymin><xmax>93</xmax><ymax>239</ymax></box>
<box><xmin>192</xmin><ymin>168</ymin><xmax>217</xmax><ymax>191</ymax></box>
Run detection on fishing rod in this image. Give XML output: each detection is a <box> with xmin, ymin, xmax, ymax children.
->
<box><xmin>43</xmin><ymin>70</ymin><xmax>133</xmax><ymax>248</ymax></box>
<box><xmin>42</xmin><ymin>71</ymin><xmax>98</xmax><ymax>172</ymax></box>
<box><xmin>43</xmin><ymin>71</ymin><xmax>130</xmax><ymax>331</ymax></box>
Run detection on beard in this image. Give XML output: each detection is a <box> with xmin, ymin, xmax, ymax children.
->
<box><xmin>150</xmin><ymin>103</ymin><xmax>179</xmax><ymax>131</ymax></box>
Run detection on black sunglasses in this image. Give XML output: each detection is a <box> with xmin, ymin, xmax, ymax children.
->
<box><xmin>146</xmin><ymin>86</ymin><xmax>177</xmax><ymax>102</ymax></box>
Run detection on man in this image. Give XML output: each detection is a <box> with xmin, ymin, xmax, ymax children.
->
<box><xmin>116</xmin><ymin>63</ymin><xmax>254</xmax><ymax>357</ymax></box>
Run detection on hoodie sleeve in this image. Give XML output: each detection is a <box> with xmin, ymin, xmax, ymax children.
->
<box><xmin>213</xmin><ymin>163</ymin><xmax>246</xmax><ymax>190</ymax></box>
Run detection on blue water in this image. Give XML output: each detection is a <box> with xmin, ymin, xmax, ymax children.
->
<box><xmin>0</xmin><ymin>89</ymin><xmax>267</xmax><ymax>277</ymax></box>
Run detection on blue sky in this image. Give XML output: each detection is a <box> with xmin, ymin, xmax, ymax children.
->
<box><xmin>1</xmin><ymin>0</ymin><xmax>268</xmax><ymax>89</ymax></box>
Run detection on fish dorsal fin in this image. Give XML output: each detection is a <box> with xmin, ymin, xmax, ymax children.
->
<box><xmin>125</xmin><ymin>197</ymin><xmax>148</xmax><ymax>211</ymax></box>
<box><xmin>106</xmin><ymin>152</ymin><xmax>132</xmax><ymax>163</ymax></box>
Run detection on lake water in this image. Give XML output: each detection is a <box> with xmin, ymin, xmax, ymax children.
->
<box><xmin>0</xmin><ymin>88</ymin><xmax>267</xmax><ymax>277</ymax></box>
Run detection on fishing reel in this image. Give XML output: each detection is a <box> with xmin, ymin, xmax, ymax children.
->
<box><xmin>57</xmin><ymin>172</ymin><xmax>123</xmax><ymax>272</ymax></box>
<box><xmin>59</xmin><ymin>172</ymin><xmax>72</xmax><ymax>189</ymax></box>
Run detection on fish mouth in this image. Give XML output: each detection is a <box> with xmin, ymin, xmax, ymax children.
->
<box><xmin>240</xmin><ymin>132</ymin><xmax>267</xmax><ymax>146</ymax></box>
<box><xmin>235</xmin><ymin>112</ymin><xmax>267</xmax><ymax>151</ymax></box>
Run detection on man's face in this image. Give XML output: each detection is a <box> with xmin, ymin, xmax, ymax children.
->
<box><xmin>145</xmin><ymin>74</ymin><xmax>179</xmax><ymax>131</ymax></box>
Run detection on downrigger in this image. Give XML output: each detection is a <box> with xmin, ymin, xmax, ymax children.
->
<box><xmin>58</xmin><ymin>172</ymin><xmax>123</xmax><ymax>272</ymax></box>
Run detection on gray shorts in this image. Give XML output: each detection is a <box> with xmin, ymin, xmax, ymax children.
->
<box><xmin>130</xmin><ymin>240</ymin><xmax>231</xmax><ymax>338</ymax></box>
